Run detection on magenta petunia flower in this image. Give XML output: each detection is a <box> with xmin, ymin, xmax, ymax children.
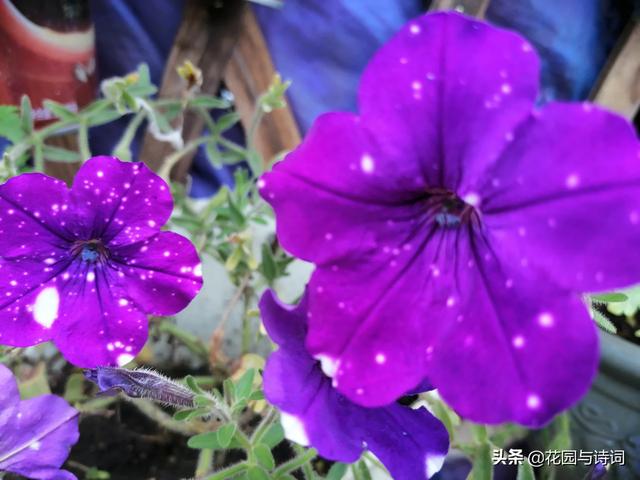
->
<box><xmin>0</xmin><ymin>156</ymin><xmax>202</xmax><ymax>367</ymax></box>
<box><xmin>0</xmin><ymin>364</ymin><xmax>79</xmax><ymax>480</ymax></box>
<box><xmin>260</xmin><ymin>290</ymin><xmax>449</xmax><ymax>480</ymax></box>
<box><xmin>259</xmin><ymin>12</ymin><xmax>640</xmax><ymax>426</ymax></box>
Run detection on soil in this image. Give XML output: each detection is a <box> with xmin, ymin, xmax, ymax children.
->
<box><xmin>67</xmin><ymin>402</ymin><xmax>198</xmax><ymax>480</ymax></box>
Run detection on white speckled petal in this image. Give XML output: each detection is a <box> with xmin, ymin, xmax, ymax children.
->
<box><xmin>68</xmin><ymin>156</ymin><xmax>173</xmax><ymax>246</ymax></box>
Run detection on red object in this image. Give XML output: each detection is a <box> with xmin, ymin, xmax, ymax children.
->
<box><xmin>0</xmin><ymin>0</ymin><xmax>96</xmax><ymax>126</ymax></box>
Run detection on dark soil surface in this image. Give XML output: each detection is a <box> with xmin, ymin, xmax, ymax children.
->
<box><xmin>67</xmin><ymin>402</ymin><xmax>198</xmax><ymax>480</ymax></box>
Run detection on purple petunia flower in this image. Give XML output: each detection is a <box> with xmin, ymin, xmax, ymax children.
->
<box><xmin>0</xmin><ymin>364</ymin><xmax>79</xmax><ymax>480</ymax></box>
<box><xmin>259</xmin><ymin>12</ymin><xmax>640</xmax><ymax>426</ymax></box>
<box><xmin>0</xmin><ymin>156</ymin><xmax>202</xmax><ymax>367</ymax></box>
<box><xmin>260</xmin><ymin>290</ymin><xmax>449</xmax><ymax>480</ymax></box>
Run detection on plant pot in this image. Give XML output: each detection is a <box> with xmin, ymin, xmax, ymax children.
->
<box><xmin>569</xmin><ymin>330</ymin><xmax>640</xmax><ymax>479</ymax></box>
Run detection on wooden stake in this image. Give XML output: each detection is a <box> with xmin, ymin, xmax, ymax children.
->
<box><xmin>590</xmin><ymin>20</ymin><xmax>640</xmax><ymax>120</ymax></box>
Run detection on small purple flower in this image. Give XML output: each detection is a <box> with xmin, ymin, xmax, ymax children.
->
<box><xmin>260</xmin><ymin>12</ymin><xmax>640</xmax><ymax>426</ymax></box>
<box><xmin>0</xmin><ymin>157</ymin><xmax>202</xmax><ymax>367</ymax></box>
<box><xmin>260</xmin><ymin>290</ymin><xmax>449</xmax><ymax>480</ymax></box>
<box><xmin>0</xmin><ymin>364</ymin><xmax>79</xmax><ymax>480</ymax></box>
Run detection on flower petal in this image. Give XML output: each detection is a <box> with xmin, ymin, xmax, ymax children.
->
<box><xmin>49</xmin><ymin>261</ymin><xmax>148</xmax><ymax>367</ymax></box>
<box><xmin>69</xmin><ymin>156</ymin><xmax>173</xmax><ymax>246</ymax></box>
<box><xmin>0</xmin><ymin>363</ymin><xmax>18</xmax><ymax>413</ymax></box>
<box><xmin>0</xmin><ymin>174</ymin><xmax>73</xmax><ymax>346</ymax></box>
<box><xmin>260</xmin><ymin>112</ymin><xmax>427</xmax><ymax>263</ymax></box>
<box><xmin>480</xmin><ymin>103</ymin><xmax>640</xmax><ymax>292</ymax></box>
<box><xmin>261</xmin><ymin>291</ymin><xmax>449</xmax><ymax>479</ymax></box>
<box><xmin>0</xmin><ymin>173</ymin><xmax>72</xmax><ymax>258</ymax></box>
<box><xmin>426</xmin><ymin>233</ymin><xmax>598</xmax><ymax>426</ymax></box>
<box><xmin>109</xmin><ymin>231</ymin><xmax>203</xmax><ymax>316</ymax></box>
<box><xmin>0</xmin><ymin>365</ymin><xmax>79</xmax><ymax>480</ymax></box>
<box><xmin>303</xmin><ymin>217</ymin><xmax>447</xmax><ymax>406</ymax></box>
<box><xmin>0</xmin><ymin>261</ymin><xmax>70</xmax><ymax>347</ymax></box>
<box><xmin>358</xmin><ymin>12</ymin><xmax>539</xmax><ymax>190</ymax></box>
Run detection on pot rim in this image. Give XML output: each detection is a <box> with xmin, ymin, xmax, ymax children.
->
<box><xmin>598</xmin><ymin>329</ymin><xmax>640</xmax><ymax>389</ymax></box>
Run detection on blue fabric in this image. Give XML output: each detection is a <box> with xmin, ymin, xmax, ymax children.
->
<box><xmin>486</xmin><ymin>0</ymin><xmax>629</xmax><ymax>101</ymax></box>
<box><xmin>254</xmin><ymin>1</ymin><xmax>423</xmax><ymax>133</ymax></box>
<box><xmin>3</xmin><ymin>1</ymin><xmax>633</xmax><ymax>197</ymax></box>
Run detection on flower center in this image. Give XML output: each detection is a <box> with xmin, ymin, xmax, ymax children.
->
<box><xmin>72</xmin><ymin>239</ymin><xmax>109</xmax><ymax>264</ymax></box>
<box><xmin>426</xmin><ymin>189</ymin><xmax>478</xmax><ymax>229</ymax></box>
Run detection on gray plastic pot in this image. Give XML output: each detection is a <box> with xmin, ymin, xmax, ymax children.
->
<box><xmin>569</xmin><ymin>330</ymin><xmax>640</xmax><ymax>479</ymax></box>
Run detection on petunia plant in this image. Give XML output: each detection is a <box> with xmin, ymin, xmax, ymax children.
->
<box><xmin>0</xmin><ymin>9</ymin><xmax>636</xmax><ymax>480</ymax></box>
<box><xmin>260</xmin><ymin>12</ymin><xmax>640</xmax><ymax>430</ymax></box>
<box><xmin>0</xmin><ymin>156</ymin><xmax>202</xmax><ymax>367</ymax></box>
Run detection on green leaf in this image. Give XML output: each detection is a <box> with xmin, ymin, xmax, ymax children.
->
<box><xmin>260</xmin><ymin>244</ymin><xmax>277</xmax><ymax>284</ymax></box>
<box><xmin>591</xmin><ymin>292</ymin><xmax>628</xmax><ymax>303</ymax></box>
<box><xmin>185</xmin><ymin>375</ymin><xmax>205</xmax><ymax>394</ymax></box>
<box><xmin>225</xmin><ymin>247</ymin><xmax>244</xmax><ymax>272</ymax></box>
<box><xmin>326</xmin><ymin>462</ymin><xmax>348</xmax><ymax>480</ymax></box>
<box><xmin>261</xmin><ymin>422</ymin><xmax>284</xmax><ymax>448</ymax></box>
<box><xmin>85</xmin><ymin>467</ymin><xmax>111</xmax><ymax>479</ymax></box>
<box><xmin>194</xmin><ymin>394</ymin><xmax>213</xmax><ymax>407</ymax></box>
<box><xmin>227</xmin><ymin>198</ymin><xmax>246</xmax><ymax>226</ymax></box>
<box><xmin>0</xmin><ymin>105</ymin><xmax>25</xmax><ymax>143</ymax></box>
<box><xmin>235</xmin><ymin>368</ymin><xmax>256</xmax><ymax>401</ymax></box>
<box><xmin>468</xmin><ymin>443</ymin><xmax>493</xmax><ymax>480</ymax></box>
<box><xmin>354</xmin><ymin>460</ymin><xmax>373</xmax><ymax>480</ymax></box>
<box><xmin>189</xmin><ymin>95</ymin><xmax>232</xmax><ymax>110</ymax></box>
<box><xmin>188</xmin><ymin>432</ymin><xmax>221</xmax><ymax>450</ymax></box>
<box><xmin>246</xmin><ymin>465</ymin><xmax>270</xmax><ymax>480</ymax></box>
<box><xmin>253</xmin><ymin>444</ymin><xmax>275</xmax><ymax>470</ymax></box>
<box><xmin>205</xmin><ymin>141</ymin><xmax>222</xmax><ymax>167</ymax></box>
<box><xmin>223</xmin><ymin>378</ymin><xmax>236</xmax><ymax>404</ymax></box>
<box><xmin>547</xmin><ymin>413</ymin><xmax>572</xmax><ymax>451</ymax></box>
<box><xmin>516</xmin><ymin>461</ymin><xmax>535</xmax><ymax>480</ymax></box>
<box><xmin>63</xmin><ymin>373</ymin><xmax>87</xmax><ymax>403</ymax></box>
<box><xmin>216</xmin><ymin>423</ymin><xmax>238</xmax><ymax>448</ymax></box>
<box><xmin>173</xmin><ymin>407</ymin><xmax>210</xmax><ymax>421</ymax></box>
<box><xmin>85</xmin><ymin>108</ymin><xmax>122</xmax><ymax>127</ymax></box>
<box><xmin>215</xmin><ymin>112</ymin><xmax>241</xmax><ymax>134</ymax></box>
<box><xmin>17</xmin><ymin>363</ymin><xmax>51</xmax><ymax>399</ymax></box>
<box><xmin>42</xmin><ymin>145</ymin><xmax>81</xmax><ymax>163</ymax></box>
<box><xmin>42</xmin><ymin>100</ymin><xmax>77</xmax><ymax>121</ymax></box>
<box><xmin>20</xmin><ymin>95</ymin><xmax>33</xmax><ymax>134</ymax></box>
<box><xmin>220</xmin><ymin>149</ymin><xmax>247</xmax><ymax>165</ymax></box>
<box><xmin>591</xmin><ymin>306</ymin><xmax>617</xmax><ymax>334</ymax></box>
<box><xmin>232</xmin><ymin>399</ymin><xmax>249</xmax><ymax>416</ymax></box>
<box><xmin>248</xmin><ymin>390</ymin><xmax>265</xmax><ymax>401</ymax></box>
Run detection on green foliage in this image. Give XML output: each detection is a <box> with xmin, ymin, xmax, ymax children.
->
<box><xmin>0</xmin><ymin>105</ymin><xmax>25</xmax><ymax>143</ymax></box>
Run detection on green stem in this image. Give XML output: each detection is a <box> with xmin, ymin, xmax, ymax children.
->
<box><xmin>241</xmin><ymin>293</ymin><xmax>252</xmax><ymax>355</ymax></box>
<box><xmin>78</xmin><ymin>120</ymin><xmax>91</xmax><ymax>160</ymax></box>
<box><xmin>33</xmin><ymin>141</ymin><xmax>44</xmax><ymax>172</ymax></box>
<box><xmin>293</xmin><ymin>445</ymin><xmax>315</xmax><ymax>480</ymax></box>
<box><xmin>112</xmin><ymin>110</ymin><xmax>145</xmax><ymax>160</ymax></box>
<box><xmin>234</xmin><ymin>429</ymin><xmax>252</xmax><ymax>451</ymax></box>
<box><xmin>35</xmin><ymin>119</ymin><xmax>75</xmax><ymax>139</ymax></box>
<box><xmin>195</xmin><ymin>449</ymin><xmax>215</xmax><ymax>478</ymax></box>
<box><xmin>204</xmin><ymin>461</ymin><xmax>248</xmax><ymax>480</ymax></box>
<box><xmin>158</xmin><ymin>136</ymin><xmax>210</xmax><ymax>181</ymax></box>
<box><xmin>250</xmin><ymin>406</ymin><xmax>277</xmax><ymax>444</ymax></box>
<box><xmin>246</xmin><ymin>109</ymin><xmax>264</xmax><ymax>151</ymax></box>
<box><xmin>196</xmin><ymin>106</ymin><xmax>218</xmax><ymax>133</ymax></box>
<box><xmin>272</xmin><ymin>448</ymin><xmax>317</xmax><ymax>477</ymax></box>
